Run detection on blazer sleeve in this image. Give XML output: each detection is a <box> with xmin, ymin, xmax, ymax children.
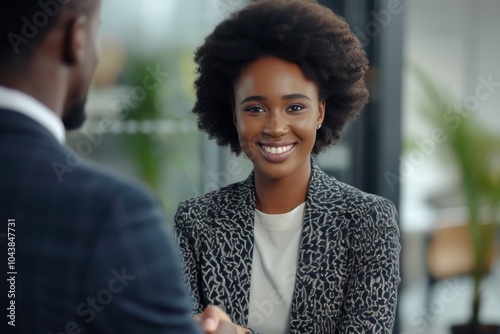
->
<box><xmin>338</xmin><ymin>198</ymin><xmax>401</xmax><ymax>333</ymax></box>
<box><xmin>85</xmin><ymin>186</ymin><xmax>203</xmax><ymax>334</ymax></box>
<box><xmin>173</xmin><ymin>201</ymin><xmax>205</xmax><ymax>316</ymax></box>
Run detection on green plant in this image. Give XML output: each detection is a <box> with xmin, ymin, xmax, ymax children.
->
<box><xmin>117</xmin><ymin>52</ymin><xmax>202</xmax><ymax>221</ymax></box>
<box><xmin>121</xmin><ymin>56</ymin><xmax>165</xmax><ymax>189</ymax></box>
<box><xmin>412</xmin><ymin>64</ymin><xmax>500</xmax><ymax>329</ymax></box>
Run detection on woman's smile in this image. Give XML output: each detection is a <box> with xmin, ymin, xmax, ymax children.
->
<box><xmin>258</xmin><ymin>142</ymin><xmax>296</xmax><ymax>162</ymax></box>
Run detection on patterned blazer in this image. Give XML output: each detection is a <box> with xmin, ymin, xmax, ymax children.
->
<box><xmin>174</xmin><ymin>161</ymin><xmax>401</xmax><ymax>334</ymax></box>
<box><xmin>0</xmin><ymin>109</ymin><xmax>201</xmax><ymax>334</ymax></box>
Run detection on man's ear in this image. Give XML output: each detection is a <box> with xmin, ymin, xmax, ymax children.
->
<box><xmin>62</xmin><ymin>16</ymin><xmax>88</xmax><ymax>65</ymax></box>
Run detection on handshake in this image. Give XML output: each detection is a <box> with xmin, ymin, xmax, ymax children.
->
<box><xmin>197</xmin><ymin>306</ymin><xmax>251</xmax><ymax>334</ymax></box>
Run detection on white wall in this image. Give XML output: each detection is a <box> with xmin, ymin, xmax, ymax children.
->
<box><xmin>100</xmin><ymin>0</ymin><xmax>250</xmax><ymax>52</ymax></box>
<box><xmin>401</xmin><ymin>0</ymin><xmax>500</xmax><ymax>232</ymax></box>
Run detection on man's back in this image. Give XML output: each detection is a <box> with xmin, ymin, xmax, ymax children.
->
<box><xmin>0</xmin><ymin>109</ymin><xmax>202</xmax><ymax>333</ymax></box>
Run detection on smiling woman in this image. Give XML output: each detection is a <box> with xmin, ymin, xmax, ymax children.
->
<box><xmin>174</xmin><ymin>1</ymin><xmax>401</xmax><ymax>333</ymax></box>
<box><xmin>233</xmin><ymin>56</ymin><xmax>325</xmax><ymax>213</ymax></box>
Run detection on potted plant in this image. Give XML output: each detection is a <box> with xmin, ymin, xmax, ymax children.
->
<box><xmin>412</xmin><ymin>65</ymin><xmax>500</xmax><ymax>334</ymax></box>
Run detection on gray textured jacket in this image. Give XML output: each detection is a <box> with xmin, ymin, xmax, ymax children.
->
<box><xmin>174</xmin><ymin>161</ymin><xmax>401</xmax><ymax>334</ymax></box>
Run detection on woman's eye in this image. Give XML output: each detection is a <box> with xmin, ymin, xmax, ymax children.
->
<box><xmin>246</xmin><ymin>106</ymin><xmax>264</xmax><ymax>113</ymax></box>
<box><xmin>287</xmin><ymin>105</ymin><xmax>304</xmax><ymax>112</ymax></box>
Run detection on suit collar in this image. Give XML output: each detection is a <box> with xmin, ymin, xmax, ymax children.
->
<box><xmin>0</xmin><ymin>86</ymin><xmax>65</xmax><ymax>144</ymax></box>
<box><xmin>0</xmin><ymin>108</ymin><xmax>63</xmax><ymax>147</ymax></box>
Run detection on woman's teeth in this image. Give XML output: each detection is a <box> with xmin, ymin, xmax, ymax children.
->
<box><xmin>262</xmin><ymin>145</ymin><xmax>293</xmax><ymax>154</ymax></box>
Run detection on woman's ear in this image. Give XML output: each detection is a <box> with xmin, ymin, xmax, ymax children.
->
<box><xmin>62</xmin><ymin>15</ymin><xmax>88</xmax><ymax>65</ymax></box>
<box><xmin>233</xmin><ymin>109</ymin><xmax>238</xmax><ymax>128</ymax></box>
<box><xmin>318</xmin><ymin>100</ymin><xmax>326</xmax><ymax>125</ymax></box>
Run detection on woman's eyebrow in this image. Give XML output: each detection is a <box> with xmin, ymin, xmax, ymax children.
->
<box><xmin>240</xmin><ymin>95</ymin><xmax>266</xmax><ymax>105</ymax></box>
<box><xmin>282</xmin><ymin>93</ymin><xmax>311</xmax><ymax>101</ymax></box>
<box><xmin>240</xmin><ymin>93</ymin><xmax>311</xmax><ymax>105</ymax></box>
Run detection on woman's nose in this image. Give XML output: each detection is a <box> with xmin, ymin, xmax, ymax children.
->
<box><xmin>263</xmin><ymin>111</ymin><xmax>288</xmax><ymax>137</ymax></box>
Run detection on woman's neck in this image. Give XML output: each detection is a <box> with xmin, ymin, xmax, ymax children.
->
<box><xmin>254</xmin><ymin>160</ymin><xmax>312</xmax><ymax>214</ymax></box>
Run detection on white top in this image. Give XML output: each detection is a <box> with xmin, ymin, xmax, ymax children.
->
<box><xmin>0</xmin><ymin>85</ymin><xmax>65</xmax><ymax>144</ymax></box>
<box><xmin>248</xmin><ymin>202</ymin><xmax>305</xmax><ymax>334</ymax></box>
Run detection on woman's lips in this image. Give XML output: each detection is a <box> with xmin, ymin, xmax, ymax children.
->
<box><xmin>258</xmin><ymin>143</ymin><xmax>296</xmax><ymax>162</ymax></box>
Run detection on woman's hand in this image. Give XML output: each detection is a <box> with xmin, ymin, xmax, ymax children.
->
<box><xmin>196</xmin><ymin>305</ymin><xmax>250</xmax><ymax>334</ymax></box>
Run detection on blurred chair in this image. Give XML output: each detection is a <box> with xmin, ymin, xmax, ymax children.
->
<box><xmin>426</xmin><ymin>215</ymin><xmax>496</xmax><ymax>309</ymax></box>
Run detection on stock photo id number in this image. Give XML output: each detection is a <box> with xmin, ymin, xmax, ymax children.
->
<box><xmin>6</xmin><ymin>219</ymin><xmax>16</xmax><ymax>327</ymax></box>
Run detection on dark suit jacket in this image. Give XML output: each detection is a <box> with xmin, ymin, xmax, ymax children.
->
<box><xmin>0</xmin><ymin>109</ymin><xmax>202</xmax><ymax>334</ymax></box>
<box><xmin>175</xmin><ymin>161</ymin><xmax>401</xmax><ymax>334</ymax></box>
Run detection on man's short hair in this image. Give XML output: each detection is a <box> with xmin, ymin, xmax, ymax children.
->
<box><xmin>0</xmin><ymin>0</ymin><xmax>90</xmax><ymax>64</ymax></box>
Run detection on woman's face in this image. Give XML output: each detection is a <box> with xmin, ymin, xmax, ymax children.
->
<box><xmin>233</xmin><ymin>56</ymin><xmax>325</xmax><ymax>181</ymax></box>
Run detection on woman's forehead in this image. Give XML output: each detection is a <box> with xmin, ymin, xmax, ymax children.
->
<box><xmin>234</xmin><ymin>56</ymin><xmax>319</xmax><ymax>99</ymax></box>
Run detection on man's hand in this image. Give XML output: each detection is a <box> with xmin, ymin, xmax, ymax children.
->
<box><xmin>196</xmin><ymin>305</ymin><xmax>250</xmax><ymax>334</ymax></box>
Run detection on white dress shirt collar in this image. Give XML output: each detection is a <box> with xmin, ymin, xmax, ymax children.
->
<box><xmin>0</xmin><ymin>85</ymin><xmax>65</xmax><ymax>144</ymax></box>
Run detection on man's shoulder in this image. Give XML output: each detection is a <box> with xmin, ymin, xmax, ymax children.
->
<box><xmin>72</xmin><ymin>158</ymin><xmax>158</xmax><ymax>205</ymax></box>
<box><xmin>1</xmin><ymin>131</ymin><xmax>160</xmax><ymax>220</ymax></box>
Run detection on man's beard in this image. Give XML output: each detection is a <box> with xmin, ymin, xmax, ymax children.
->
<box><xmin>62</xmin><ymin>100</ymin><xmax>87</xmax><ymax>131</ymax></box>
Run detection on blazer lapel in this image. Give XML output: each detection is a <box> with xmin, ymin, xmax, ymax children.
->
<box><xmin>209</xmin><ymin>173</ymin><xmax>256</xmax><ymax>325</ymax></box>
<box><xmin>289</xmin><ymin>160</ymin><xmax>347</xmax><ymax>329</ymax></box>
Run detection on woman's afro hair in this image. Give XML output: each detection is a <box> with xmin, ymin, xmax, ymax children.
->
<box><xmin>193</xmin><ymin>0</ymin><xmax>369</xmax><ymax>155</ymax></box>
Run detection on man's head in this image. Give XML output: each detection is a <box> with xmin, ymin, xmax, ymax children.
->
<box><xmin>0</xmin><ymin>0</ymin><xmax>102</xmax><ymax>130</ymax></box>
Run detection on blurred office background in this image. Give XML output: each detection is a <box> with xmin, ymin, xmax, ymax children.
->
<box><xmin>68</xmin><ymin>0</ymin><xmax>500</xmax><ymax>333</ymax></box>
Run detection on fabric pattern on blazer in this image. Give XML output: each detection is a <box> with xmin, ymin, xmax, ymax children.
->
<box><xmin>0</xmin><ymin>109</ymin><xmax>202</xmax><ymax>334</ymax></box>
<box><xmin>174</xmin><ymin>160</ymin><xmax>401</xmax><ymax>334</ymax></box>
